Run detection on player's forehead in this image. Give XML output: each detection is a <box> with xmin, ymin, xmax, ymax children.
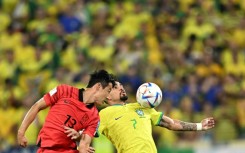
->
<box><xmin>115</xmin><ymin>81</ymin><xmax>121</xmax><ymax>87</ymax></box>
<box><xmin>111</xmin><ymin>82</ymin><xmax>121</xmax><ymax>90</ymax></box>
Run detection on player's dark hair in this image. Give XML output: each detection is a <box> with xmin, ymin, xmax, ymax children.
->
<box><xmin>87</xmin><ymin>70</ymin><xmax>116</xmax><ymax>88</ymax></box>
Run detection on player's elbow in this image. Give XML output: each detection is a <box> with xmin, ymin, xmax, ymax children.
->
<box><xmin>167</xmin><ymin>123</ymin><xmax>178</xmax><ymax>131</ymax></box>
<box><xmin>32</xmin><ymin>98</ymin><xmax>48</xmax><ymax>111</ymax></box>
<box><xmin>160</xmin><ymin>122</ymin><xmax>176</xmax><ymax>130</ymax></box>
<box><xmin>165</xmin><ymin>121</ymin><xmax>182</xmax><ymax>131</ymax></box>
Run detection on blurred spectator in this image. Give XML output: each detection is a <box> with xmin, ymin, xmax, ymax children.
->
<box><xmin>0</xmin><ymin>49</ymin><xmax>18</xmax><ymax>84</ymax></box>
<box><xmin>0</xmin><ymin>7</ymin><xmax>11</xmax><ymax>33</ymax></box>
<box><xmin>119</xmin><ymin>65</ymin><xmax>144</xmax><ymax>94</ymax></box>
<box><xmin>214</xmin><ymin>95</ymin><xmax>238</xmax><ymax>144</ymax></box>
<box><xmin>200</xmin><ymin>75</ymin><xmax>222</xmax><ymax>108</ymax></box>
<box><xmin>237</xmin><ymin>97</ymin><xmax>245</xmax><ymax>139</ymax></box>
<box><xmin>58</xmin><ymin>5</ymin><xmax>83</xmax><ymax>33</ymax></box>
<box><xmin>221</xmin><ymin>41</ymin><xmax>245</xmax><ymax>76</ymax></box>
<box><xmin>181</xmin><ymin>73</ymin><xmax>202</xmax><ymax>112</ymax></box>
<box><xmin>163</xmin><ymin>79</ymin><xmax>183</xmax><ymax>108</ymax></box>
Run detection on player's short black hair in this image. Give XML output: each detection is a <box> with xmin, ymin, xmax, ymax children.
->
<box><xmin>87</xmin><ymin>69</ymin><xmax>116</xmax><ymax>88</ymax></box>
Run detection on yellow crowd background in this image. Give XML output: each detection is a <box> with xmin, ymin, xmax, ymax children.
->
<box><xmin>0</xmin><ymin>0</ymin><xmax>245</xmax><ymax>152</ymax></box>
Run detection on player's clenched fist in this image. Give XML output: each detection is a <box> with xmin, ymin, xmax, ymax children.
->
<box><xmin>17</xmin><ymin>131</ymin><xmax>28</xmax><ymax>147</ymax></box>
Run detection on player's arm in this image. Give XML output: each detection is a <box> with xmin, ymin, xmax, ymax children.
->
<box><xmin>17</xmin><ymin>98</ymin><xmax>48</xmax><ymax>147</ymax></box>
<box><xmin>158</xmin><ymin>116</ymin><xmax>215</xmax><ymax>131</ymax></box>
<box><xmin>64</xmin><ymin>125</ymin><xmax>82</xmax><ymax>141</ymax></box>
<box><xmin>64</xmin><ymin>126</ymin><xmax>95</xmax><ymax>153</ymax></box>
<box><xmin>78</xmin><ymin>134</ymin><xmax>94</xmax><ymax>153</ymax></box>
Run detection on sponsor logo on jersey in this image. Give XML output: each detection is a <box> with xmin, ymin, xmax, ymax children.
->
<box><xmin>115</xmin><ymin>116</ymin><xmax>123</xmax><ymax>120</ymax></box>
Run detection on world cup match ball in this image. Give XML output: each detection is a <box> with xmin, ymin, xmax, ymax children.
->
<box><xmin>136</xmin><ymin>82</ymin><xmax>162</xmax><ymax>108</ymax></box>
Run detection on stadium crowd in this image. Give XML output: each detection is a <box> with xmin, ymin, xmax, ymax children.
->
<box><xmin>0</xmin><ymin>0</ymin><xmax>245</xmax><ymax>152</ymax></box>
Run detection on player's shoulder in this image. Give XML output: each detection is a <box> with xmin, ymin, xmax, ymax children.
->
<box><xmin>126</xmin><ymin>102</ymin><xmax>152</xmax><ymax>110</ymax></box>
<box><xmin>57</xmin><ymin>84</ymin><xmax>78</xmax><ymax>91</ymax></box>
<box><xmin>126</xmin><ymin>102</ymin><xmax>159</xmax><ymax>113</ymax></box>
<box><xmin>58</xmin><ymin>84</ymin><xmax>74</xmax><ymax>88</ymax></box>
<box><xmin>125</xmin><ymin>102</ymin><xmax>140</xmax><ymax>107</ymax></box>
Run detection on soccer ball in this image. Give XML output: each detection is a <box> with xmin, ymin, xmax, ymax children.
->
<box><xmin>136</xmin><ymin>82</ymin><xmax>162</xmax><ymax>108</ymax></box>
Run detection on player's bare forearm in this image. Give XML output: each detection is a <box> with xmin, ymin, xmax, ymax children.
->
<box><xmin>158</xmin><ymin>116</ymin><xmax>215</xmax><ymax>131</ymax></box>
<box><xmin>64</xmin><ymin>127</ymin><xmax>95</xmax><ymax>153</ymax></box>
<box><xmin>18</xmin><ymin>98</ymin><xmax>48</xmax><ymax>147</ymax></box>
<box><xmin>18</xmin><ymin>98</ymin><xmax>47</xmax><ymax>133</ymax></box>
<box><xmin>169</xmin><ymin>120</ymin><xmax>197</xmax><ymax>131</ymax></box>
<box><xmin>78</xmin><ymin>134</ymin><xmax>92</xmax><ymax>153</ymax></box>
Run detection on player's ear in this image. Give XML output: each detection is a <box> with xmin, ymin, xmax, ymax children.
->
<box><xmin>94</xmin><ymin>83</ymin><xmax>102</xmax><ymax>90</ymax></box>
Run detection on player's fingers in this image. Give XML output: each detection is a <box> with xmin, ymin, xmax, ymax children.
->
<box><xmin>88</xmin><ymin>148</ymin><xmax>95</xmax><ymax>153</ymax></box>
<box><xmin>24</xmin><ymin>142</ymin><xmax>27</xmax><ymax>147</ymax></box>
<box><xmin>63</xmin><ymin>125</ymin><xmax>72</xmax><ymax>130</ymax></box>
<box><xmin>20</xmin><ymin>141</ymin><xmax>27</xmax><ymax>148</ymax></box>
<box><xmin>208</xmin><ymin>117</ymin><xmax>215</xmax><ymax>123</ymax></box>
<box><xmin>64</xmin><ymin>129</ymin><xmax>72</xmax><ymax>133</ymax></box>
<box><xmin>203</xmin><ymin>118</ymin><xmax>215</xmax><ymax>125</ymax></box>
<box><xmin>67</xmin><ymin>132</ymin><xmax>73</xmax><ymax>137</ymax></box>
<box><xmin>89</xmin><ymin>147</ymin><xmax>95</xmax><ymax>151</ymax></box>
<box><xmin>208</xmin><ymin>118</ymin><xmax>215</xmax><ymax>125</ymax></box>
<box><xmin>71</xmin><ymin>135</ymin><xmax>78</xmax><ymax>140</ymax></box>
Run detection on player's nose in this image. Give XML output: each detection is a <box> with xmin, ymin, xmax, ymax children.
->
<box><xmin>120</xmin><ymin>88</ymin><xmax>124</xmax><ymax>92</ymax></box>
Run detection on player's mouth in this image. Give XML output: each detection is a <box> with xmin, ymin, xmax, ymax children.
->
<box><xmin>120</xmin><ymin>90</ymin><xmax>127</xmax><ymax>96</ymax></box>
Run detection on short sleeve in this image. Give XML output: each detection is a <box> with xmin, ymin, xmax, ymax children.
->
<box><xmin>43</xmin><ymin>85</ymin><xmax>61</xmax><ymax>106</ymax></box>
<box><xmin>149</xmin><ymin>108</ymin><xmax>163</xmax><ymax>126</ymax></box>
<box><xmin>83</xmin><ymin>117</ymin><xmax>100</xmax><ymax>138</ymax></box>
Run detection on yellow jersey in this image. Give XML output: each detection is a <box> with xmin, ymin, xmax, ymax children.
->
<box><xmin>99</xmin><ymin>103</ymin><xmax>163</xmax><ymax>153</ymax></box>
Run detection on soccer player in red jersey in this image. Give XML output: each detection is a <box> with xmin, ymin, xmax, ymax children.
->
<box><xmin>17</xmin><ymin>69</ymin><xmax>116</xmax><ymax>153</ymax></box>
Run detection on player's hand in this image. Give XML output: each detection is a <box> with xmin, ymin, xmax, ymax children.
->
<box><xmin>64</xmin><ymin>126</ymin><xmax>81</xmax><ymax>140</ymax></box>
<box><xmin>201</xmin><ymin>117</ymin><xmax>215</xmax><ymax>130</ymax></box>
<box><xmin>17</xmin><ymin>131</ymin><xmax>28</xmax><ymax>147</ymax></box>
<box><xmin>78</xmin><ymin>146</ymin><xmax>95</xmax><ymax>153</ymax></box>
<box><xmin>87</xmin><ymin>146</ymin><xmax>95</xmax><ymax>153</ymax></box>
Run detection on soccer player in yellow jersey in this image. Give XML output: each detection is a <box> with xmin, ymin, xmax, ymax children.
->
<box><xmin>65</xmin><ymin>81</ymin><xmax>215</xmax><ymax>153</ymax></box>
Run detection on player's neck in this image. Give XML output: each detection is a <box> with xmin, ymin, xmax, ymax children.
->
<box><xmin>82</xmin><ymin>88</ymin><xmax>95</xmax><ymax>104</ymax></box>
<box><xmin>111</xmin><ymin>101</ymin><xmax>125</xmax><ymax>105</ymax></box>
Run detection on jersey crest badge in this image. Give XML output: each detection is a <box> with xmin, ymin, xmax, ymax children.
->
<box><xmin>135</xmin><ymin>109</ymin><xmax>144</xmax><ymax>117</ymax></box>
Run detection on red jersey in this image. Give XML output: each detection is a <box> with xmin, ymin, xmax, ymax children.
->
<box><xmin>37</xmin><ymin>84</ymin><xmax>99</xmax><ymax>151</ymax></box>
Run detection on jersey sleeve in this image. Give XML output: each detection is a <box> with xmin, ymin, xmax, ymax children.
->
<box><xmin>83</xmin><ymin>117</ymin><xmax>100</xmax><ymax>138</ymax></box>
<box><xmin>43</xmin><ymin>85</ymin><xmax>63</xmax><ymax>106</ymax></box>
<box><xmin>149</xmin><ymin>108</ymin><xmax>163</xmax><ymax>126</ymax></box>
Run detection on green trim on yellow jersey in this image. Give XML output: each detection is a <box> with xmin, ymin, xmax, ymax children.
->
<box><xmin>156</xmin><ymin>112</ymin><xmax>163</xmax><ymax>126</ymax></box>
<box><xmin>112</xmin><ymin>104</ymin><xmax>124</xmax><ymax>106</ymax></box>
